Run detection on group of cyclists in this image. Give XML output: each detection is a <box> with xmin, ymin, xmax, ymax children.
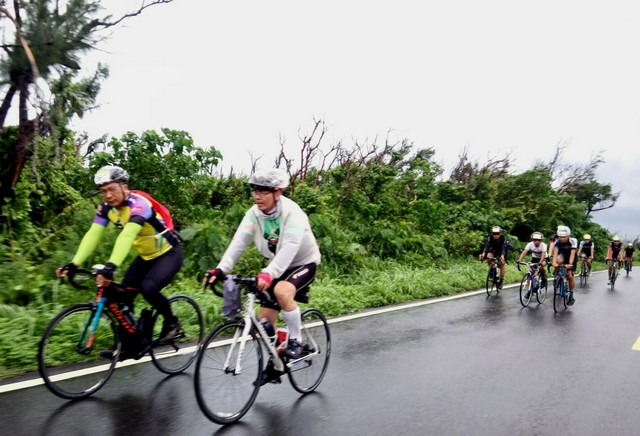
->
<box><xmin>480</xmin><ymin>224</ymin><xmax>636</xmax><ymax>306</ymax></box>
<box><xmin>56</xmin><ymin>165</ymin><xmax>320</xmax><ymax>361</ymax></box>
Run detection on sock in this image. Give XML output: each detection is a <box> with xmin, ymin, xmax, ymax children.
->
<box><xmin>282</xmin><ymin>307</ymin><xmax>301</xmax><ymax>342</ymax></box>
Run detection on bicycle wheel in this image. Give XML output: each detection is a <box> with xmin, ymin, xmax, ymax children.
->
<box><xmin>150</xmin><ymin>295</ymin><xmax>204</xmax><ymax>374</ymax></box>
<box><xmin>626</xmin><ymin>261</ymin><xmax>631</xmax><ymax>277</ymax></box>
<box><xmin>194</xmin><ymin>320</ymin><xmax>263</xmax><ymax>425</ymax></box>
<box><xmin>553</xmin><ymin>276</ymin><xmax>562</xmax><ymax>313</ymax></box>
<box><xmin>611</xmin><ymin>265</ymin><xmax>617</xmax><ymax>289</ymax></box>
<box><xmin>288</xmin><ymin>308</ymin><xmax>331</xmax><ymax>394</ymax></box>
<box><xmin>38</xmin><ymin>304</ymin><xmax>119</xmax><ymax>399</ymax></box>
<box><xmin>519</xmin><ymin>274</ymin><xmax>532</xmax><ymax>307</ymax></box>
<box><xmin>486</xmin><ymin>267</ymin><xmax>495</xmax><ymax>296</ymax></box>
<box><xmin>536</xmin><ymin>274</ymin><xmax>547</xmax><ymax>304</ymax></box>
<box><xmin>579</xmin><ymin>263</ymin><xmax>586</xmax><ymax>286</ymax></box>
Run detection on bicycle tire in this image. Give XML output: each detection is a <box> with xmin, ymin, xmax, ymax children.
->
<box><xmin>519</xmin><ymin>274</ymin><xmax>532</xmax><ymax>307</ymax></box>
<box><xmin>553</xmin><ymin>276</ymin><xmax>562</xmax><ymax>313</ymax></box>
<box><xmin>536</xmin><ymin>275</ymin><xmax>547</xmax><ymax>304</ymax></box>
<box><xmin>38</xmin><ymin>303</ymin><xmax>120</xmax><ymax>399</ymax></box>
<box><xmin>287</xmin><ymin>308</ymin><xmax>331</xmax><ymax>394</ymax></box>
<box><xmin>611</xmin><ymin>264</ymin><xmax>617</xmax><ymax>289</ymax></box>
<box><xmin>150</xmin><ymin>295</ymin><xmax>204</xmax><ymax>375</ymax></box>
<box><xmin>486</xmin><ymin>266</ymin><xmax>495</xmax><ymax>296</ymax></box>
<box><xmin>194</xmin><ymin>320</ymin><xmax>263</xmax><ymax>425</ymax></box>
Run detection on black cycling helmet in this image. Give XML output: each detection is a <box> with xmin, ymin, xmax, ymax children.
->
<box><xmin>94</xmin><ymin>165</ymin><xmax>129</xmax><ymax>186</ymax></box>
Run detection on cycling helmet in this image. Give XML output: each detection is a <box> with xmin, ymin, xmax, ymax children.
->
<box><xmin>531</xmin><ymin>232</ymin><xmax>543</xmax><ymax>240</ymax></box>
<box><xmin>628</xmin><ymin>242</ymin><xmax>634</xmax><ymax>247</ymax></box>
<box><xmin>491</xmin><ymin>226</ymin><xmax>501</xmax><ymax>233</ymax></box>
<box><xmin>583</xmin><ymin>234</ymin><xmax>591</xmax><ymax>240</ymax></box>
<box><xmin>612</xmin><ymin>235</ymin><xmax>620</xmax><ymax>241</ymax></box>
<box><xmin>557</xmin><ymin>225</ymin><xmax>571</xmax><ymax>237</ymax></box>
<box><xmin>248</xmin><ymin>168</ymin><xmax>289</xmax><ymax>190</ymax></box>
<box><xmin>94</xmin><ymin>165</ymin><xmax>129</xmax><ymax>186</ymax></box>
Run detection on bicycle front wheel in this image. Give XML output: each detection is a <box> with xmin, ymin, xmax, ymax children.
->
<box><xmin>288</xmin><ymin>308</ymin><xmax>331</xmax><ymax>394</ymax></box>
<box><xmin>150</xmin><ymin>295</ymin><xmax>204</xmax><ymax>375</ymax></box>
<box><xmin>553</xmin><ymin>277</ymin><xmax>562</xmax><ymax>313</ymax></box>
<box><xmin>38</xmin><ymin>304</ymin><xmax>119</xmax><ymax>399</ymax></box>
<box><xmin>519</xmin><ymin>274</ymin><xmax>532</xmax><ymax>307</ymax></box>
<box><xmin>536</xmin><ymin>274</ymin><xmax>547</xmax><ymax>304</ymax></box>
<box><xmin>486</xmin><ymin>268</ymin><xmax>495</xmax><ymax>296</ymax></box>
<box><xmin>194</xmin><ymin>320</ymin><xmax>263</xmax><ymax>425</ymax></box>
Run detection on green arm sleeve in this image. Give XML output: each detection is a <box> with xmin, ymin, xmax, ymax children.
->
<box><xmin>72</xmin><ymin>223</ymin><xmax>106</xmax><ymax>266</ymax></box>
<box><xmin>107</xmin><ymin>222</ymin><xmax>143</xmax><ymax>267</ymax></box>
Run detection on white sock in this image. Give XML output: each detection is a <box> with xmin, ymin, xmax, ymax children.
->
<box><xmin>282</xmin><ymin>307</ymin><xmax>301</xmax><ymax>342</ymax></box>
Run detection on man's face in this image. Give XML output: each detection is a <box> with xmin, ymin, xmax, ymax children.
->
<box><xmin>99</xmin><ymin>182</ymin><xmax>126</xmax><ymax>207</ymax></box>
<box><xmin>492</xmin><ymin>232</ymin><xmax>500</xmax><ymax>239</ymax></box>
<box><xmin>533</xmin><ymin>238</ymin><xmax>542</xmax><ymax>246</ymax></box>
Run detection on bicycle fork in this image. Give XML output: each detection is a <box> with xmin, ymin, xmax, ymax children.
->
<box><xmin>76</xmin><ymin>296</ymin><xmax>107</xmax><ymax>354</ymax></box>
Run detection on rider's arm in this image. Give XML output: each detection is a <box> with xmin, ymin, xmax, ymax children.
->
<box><xmin>72</xmin><ymin>223</ymin><xmax>107</xmax><ymax>266</ymax></box>
<box><xmin>552</xmin><ymin>247</ymin><xmax>560</xmax><ymax>267</ymax></box>
<box><xmin>216</xmin><ymin>211</ymin><xmax>256</xmax><ymax>273</ymax></box>
<box><xmin>518</xmin><ymin>249</ymin><xmax>527</xmax><ymax>262</ymax></box>
<box><xmin>107</xmin><ymin>222</ymin><xmax>143</xmax><ymax>267</ymax></box>
<box><xmin>568</xmin><ymin>249</ymin><xmax>576</xmax><ymax>268</ymax></box>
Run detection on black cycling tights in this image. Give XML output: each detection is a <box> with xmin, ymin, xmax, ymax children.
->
<box><xmin>120</xmin><ymin>245</ymin><xmax>183</xmax><ymax>323</ymax></box>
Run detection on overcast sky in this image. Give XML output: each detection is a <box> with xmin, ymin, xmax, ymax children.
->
<box><xmin>69</xmin><ymin>0</ymin><xmax>640</xmax><ymax>239</ymax></box>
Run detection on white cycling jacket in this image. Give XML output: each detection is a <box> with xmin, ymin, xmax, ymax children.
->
<box><xmin>216</xmin><ymin>196</ymin><xmax>321</xmax><ymax>279</ymax></box>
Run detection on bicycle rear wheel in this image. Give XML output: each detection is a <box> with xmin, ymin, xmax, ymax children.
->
<box><xmin>150</xmin><ymin>295</ymin><xmax>204</xmax><ymax>374</ymax></box>
<box><xmin>519</xmin><ymin>274</ymin><xmax>532</xmax><ymax>307</ymax></box>
<box><xmin>287</xmin><ymin>308</ymin><xmax>331</xmax><ymax>394</ymax></box>
<box><xmin>38</xmin><ymin>303</ymin><xmax>119</xmax><ymax>399</ymax></box>
<box><xmin>194</xmin><ymin>320</ymin><xmax>263</xmax><ymax>425</ymax></box>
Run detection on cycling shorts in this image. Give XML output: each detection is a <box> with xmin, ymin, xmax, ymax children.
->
<box><xmin>261</xmin><ymin>263</ymin><xmax>317</xmax><ymax>310</ymax></box>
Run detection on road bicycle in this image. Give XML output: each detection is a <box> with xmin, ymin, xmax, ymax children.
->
<box><xmin>516</xmin><ymin>261</ymin><xmax>547</xmax><ymax>307</ymax></box>
<box><xmin>606</xmin><ymin>259</ymin><xmax>619</xmax><ymax>290</ymax></box>
<box><xmin>552</xmin><ymin>264</ymin><xmax>572</xmax><ymax>313</ymax></box>
<box><xmin>194</xmin><ymin>275</ymin><xmax>331</xmax><ymax>425</ymax></box>
<box><xmin>624</xmin><ymin>258</ymin><xmax>632</xmax><ymax>277</ymax></box>
<box><xmin>578</xmin><ymin>254</ymin><xmax>591</xmax><ymax>286</ymax></box>
<box><xmin>484</xmin><ymin>256</ymin><xmax>503</xmax><ymax>296</ymax></box>
<box><xmin>38</xmin><ymin>266</ymin><xmax>204</xmax><ymax>399</ymax></box>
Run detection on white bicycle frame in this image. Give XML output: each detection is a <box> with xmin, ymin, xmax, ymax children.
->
<box><xmin>223</xmin><ymin>291</ymin><xmax>321</xmax><ymax>375</ymax></box>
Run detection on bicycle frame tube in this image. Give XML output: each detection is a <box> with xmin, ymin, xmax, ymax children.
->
<box><xmin>83</xmin><ymin>289</ymin><xmax>107</xmax><ymax>350</ymax></box>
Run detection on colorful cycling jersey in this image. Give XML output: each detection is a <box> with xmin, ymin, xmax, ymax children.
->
<box><xmin>93</xmin><ymin>192</ymin><xmax>175</xmax><ymax>260</ymax></box>
<box><xmin>524</xmin><ymin>241</ymin><xmax>548</xmax><ymax>259</ymax></box>
<box><xmin>579</xmin><ymin>240</ymin><xmax>594</xmax><ymax>257</ymax></box>
<box><xmin>625</xmin><ymin>247</ymin><xmax>635</xmax><ymax>257</ymax></box>
<box><xmin>609</xmin><ymin>241</ymin><xmax>623</xmax><ymax>257</ymax></box>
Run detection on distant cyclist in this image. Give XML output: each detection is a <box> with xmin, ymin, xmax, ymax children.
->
<box><xmin>552</xmin><ymin>225</ymin><xmax>577</xmax><ymax>306</ymax></box>
<box><xmin>577</xmin><ymin>234</ymin><xmax>595</xmax><ymax>275</ymax></box>
<box><xmin>606</xmin><ymin>235</ymin><xmax>624</xmax><ymax>284</ymax></box>
<box><xmin>517</xmin><ymin>231</ymin><xmax>548</xmax><ymax>299</ymax></box>
<box><xmin>624</xmin><ymin>242</ymin><xmax>635</xmax><ymax>272</ymax></box>
<box><xmin>56</xmin><ymin>166</ymin><xmax>183</xmax><ymax>358</ymax></box>
<box><xmin>479</xmin><ymin>226</ymin><xmax>508</xmax><ymax>287</ymax></box>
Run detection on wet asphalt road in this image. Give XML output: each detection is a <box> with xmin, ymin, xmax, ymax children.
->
<box><xmin>2</xmin><ymin>270</ymin><xmax>640</xmax><ymax>435</ymax></box>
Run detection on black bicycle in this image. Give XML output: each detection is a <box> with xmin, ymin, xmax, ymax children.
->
<box><xmin>484</xmin><ymin>256</ymin><xmax>502</xmax><ymax>296</ymax></box>
<box><xmin>607</xmin><ymin>259</ymin><xmax>619</xmax><ymax>290</ymax></box>
<box><xmin>552</xmin><ymin>265</ymin><xmax>571</xmax><ymax>313</ymax></box>
<box><xmin>194</xmin><ymin>275</ymin><xmax>331</xmax><ymax>425</ymax></box>
<box><xmin>578</xmin><ymin>254</ymin><xmax>591</xmax><ymax>286</ymax></box>
<box><xmin>38</xmin><ymin>265</ymin><xmax>204</xmax><ymax>399</ymax></box>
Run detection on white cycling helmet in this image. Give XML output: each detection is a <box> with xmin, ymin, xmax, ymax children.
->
<box><xmin>491</xmin><ymin>226</ymin><xmax>501</xmax><ymax>233</ymax></box>
<box><xmin>557</xmin><ymin>225</ymin><xmax>571</xmax><ymax>237</ymax></box>
<box><xmin>612</xmin><ymin>235</ymin><xmax>620</xmax><ymax>241</ymax></box>
<box><xmin>248</xmin><ymin>168</ymin><xmax>289</xmax><ymax>190</ymax></box>
<box><xmin>94</xmin><ymin>165</ymin><xmax>129</xmax><ymax>186</ymax></box>
<box><xmin>628</xmin><ymin>242</ymin><xmax>634</xmax><ymax>247</ymax></box>
<box><xmin>583</xmin><ymin>234</ymin><xmax>591</xmax><ymax>240</ymax></box>
<box><xmin>531</xmin><ymin>232</ymin><xmax>543</xmax><ymax>240</ymax></box>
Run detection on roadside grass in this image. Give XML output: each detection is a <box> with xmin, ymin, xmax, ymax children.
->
<box><xmin>0</xmin><ymin>258</ymin><xmax>607</xmax><ymax>379</ymax></box>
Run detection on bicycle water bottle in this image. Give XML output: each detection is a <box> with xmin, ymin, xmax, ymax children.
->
<box><xmin>260</xmin><ymin>318</ymin><xmax>276</xmax><ymax>343</ymax></box>
<box><xmin>275</xmin><ymin>327</ymin><xmax>289</xmax><ymax>353</ymax></box>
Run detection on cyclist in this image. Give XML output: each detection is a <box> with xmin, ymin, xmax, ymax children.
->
<box><xmin>517</xmin><ymin>231</ymin><xmax>548</xmax><ymax>299</ymax></box>
<box><xmin>205</xmin><ymin>168</ymin><xmax>321</xmax><ymax>360</ymax></box>
<box><xmin>577</xmin><ymin>234</ymin><xmax>595</xmax><ymax>275</ymax></box>
<box><xmin>624</xmin><ymin>242</ymin><xmax>635</xmax><ymax>272</ymax></box>
<box><xmin>606</xmin><ymin>235</ymin><xmax>624</xmax><ymax>284</ymax></box>
<box><xmin>56</xmin><ymin>166</ymin><xmax>183</xmax><ymax>357</ymax></box>
<box><xmin>552</xmin><ymin>225</ymin><xmax>577</xmax><ymax>306</ymax></box>
<box><xmin>479</xmin><ymin>226</ymin><xmax>508</xmax><ymax>288</ymax></box>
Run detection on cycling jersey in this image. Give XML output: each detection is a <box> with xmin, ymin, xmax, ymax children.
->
<box><xmin>625</xmin><ymin>247</ymin><xmax>635</xmax><ymax>257</ymax></box>
<box><xmin>609</xmin><ymin>241</ymin><xmax>623</xmax><ymax>258</ymax></box>
<box><xmin>579</xmin><ymin>240</ymin><xmax>594</xmax><ymax>257</ymax></box>
<box><xmin>93</xmin><ymin>192</ymin><xmax>177</xmax><ymax>260</ymax></box>
<box><xmin>524</xmin><ymin>241</ymin><xmax>548</xmax><ymax>259</ymax></box>
<box><xmin>484</xmin><ymin>234</ymin><xmax>507</xmax><ymax>255</ymax></box>
<box><xmin>554</xmin><ymin>238</ymin><xmax>577</xmax><ymax>266</ymax></box>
